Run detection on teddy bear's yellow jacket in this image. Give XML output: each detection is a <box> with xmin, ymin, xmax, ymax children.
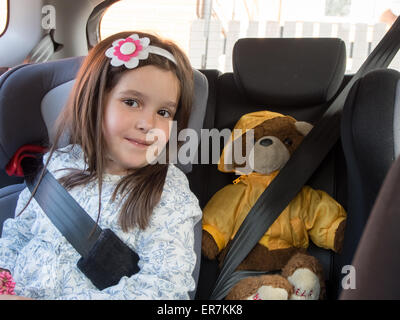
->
<box><xmin>202</xmin><ymin>172</ymin><xmax>346</xmax><ymax>253</ymax></box>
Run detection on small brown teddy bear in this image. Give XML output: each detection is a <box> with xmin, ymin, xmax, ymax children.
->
<box><xmin>202</xmin><ymin>110</ymin><xmax>346</xmax><ymax>300</ymax></box>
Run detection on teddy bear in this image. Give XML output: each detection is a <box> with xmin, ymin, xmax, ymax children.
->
<box><xmin>202</xmin><ymin>110</ymin><xmax>347</xmax><ymax>300</ymax></box>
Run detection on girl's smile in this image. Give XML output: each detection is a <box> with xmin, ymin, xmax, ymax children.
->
<box><xmin>124</xmin><ymin>137</ymin><xmax>153</xmax><ymax>148</ymax></box>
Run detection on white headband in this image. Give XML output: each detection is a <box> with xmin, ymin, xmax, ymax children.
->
<box><xmin>105</xmin><ymin>34</ymin><xmax>177</xmax><ymax>69</ymax></box>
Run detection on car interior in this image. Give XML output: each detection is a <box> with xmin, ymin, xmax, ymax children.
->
<box><xmin>0</xmin><ymin>0</ymin><xmax>399</xmax><ymax>300</ymax></box>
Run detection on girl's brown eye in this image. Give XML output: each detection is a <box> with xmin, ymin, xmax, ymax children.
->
<box><xmin>158</xmin><ymin>109</ymin><xmax>171</xmax><ymax>118</ymax></box>
<box><xmin>284</xmin><ymin>138</ymin><xmax>293</xmax><ymax>146</ymax></box>
<box><xmin>124</xmin><ymin>99</ymin><xmax>138</xmax><ymax>108</ymax></box>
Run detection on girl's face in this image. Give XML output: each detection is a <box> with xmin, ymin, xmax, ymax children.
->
<box><xmin>102</xmin><ymin>65</ymin><xmax>180</xmax><ymax>175</ymax></box>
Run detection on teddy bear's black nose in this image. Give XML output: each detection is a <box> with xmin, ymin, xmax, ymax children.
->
<box><xmin>260</xmin><ymin>138</ymin><xmax>273</xmax><ymax>147</ymax></box>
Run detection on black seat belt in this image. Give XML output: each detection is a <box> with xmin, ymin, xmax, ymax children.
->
<box><xmin>23</xmin><ymin>165</ymin><xmax>140</xmax><ymax>290</ymax></box>
<box><xmin>210</xmin><ymin>16</ymin><xmax>400</xmax><ymax>300</ymax></box>
<box><xmin>26</xmin><ymin>169</ymin><xmax>103</xmax><ymax>257</ymax></box>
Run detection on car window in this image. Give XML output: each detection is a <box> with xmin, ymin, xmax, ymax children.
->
<box><xmin>0</xmin><ymin>0</ymin><xmax>8</xmax><ymax>37</ymax></box>
<box><xmin>100</xmin><ymin>0</ymin><xmax>197</xmax><ymax>60</ymax></box>
<box><xmin>100</xmin><ymin>0</ymin><xmax>398</xmax><ymax>74</ymax></box>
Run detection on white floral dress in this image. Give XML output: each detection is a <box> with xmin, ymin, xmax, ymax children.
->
<box><xmin>0</xmin><ymin>144</ymin><xmax>202</xmax><ymax>300</ymax></box>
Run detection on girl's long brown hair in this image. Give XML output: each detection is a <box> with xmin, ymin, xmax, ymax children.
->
<box><xmin>25</xmin><ymin>31</ymin><xmax>193</xmax><ymax>232</ymax></box>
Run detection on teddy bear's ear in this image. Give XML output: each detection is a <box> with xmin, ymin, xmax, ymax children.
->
<box><xmin>294</xmin><ymin>121</ymin><xmax>313</xmax><ymax>136</ymax></box>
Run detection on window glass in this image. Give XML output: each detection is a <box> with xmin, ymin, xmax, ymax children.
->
<box><xmin>100</xmin><ymin>0</ymin><xmax>197</xmax><ymax>58</ymax></box>
<box><xmin>101</xmin><ymin>0</ymin><xmax>397</xmax><ymax>73</ymax></box>
<box><xmin>0</xmin><ymin>0</ymin><xmax>8</xmax><ymax>36</ymax></box>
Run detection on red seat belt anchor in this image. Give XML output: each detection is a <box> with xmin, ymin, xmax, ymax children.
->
<box><xmin>5</xmin><ymin>145</ymin><xmax>48</xmax><ymax>177</ymax></box>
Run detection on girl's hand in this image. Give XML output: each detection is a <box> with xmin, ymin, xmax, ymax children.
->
<box><xmin>0</xmin><ymin>294</ymin><xmax>33</xmax><ymax>300</ymax></box>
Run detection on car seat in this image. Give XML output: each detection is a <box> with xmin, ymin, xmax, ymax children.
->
<box><xmin>340</xmin><ymin>154</ymin><xmax>400</xmax><ymax>299</ymax></box>
<box><xmin>336</xmin><ymin>68</ymin><xmax>400</xmax><ymax>298</ymax></box>
<box><xmin>0</xmin><ymin>56</ymin><xmax>209</xmax><ymax>299</ymax></box>
<box><xmin>193</xmin><ymin>37</ymin><xmax>348</xmax><ymax>299</ymax></box>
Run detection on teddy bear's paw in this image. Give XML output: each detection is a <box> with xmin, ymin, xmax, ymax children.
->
<box><xmin>282</xmin><ymin>253</ymin><xmax>325</xmax><ymax>299</ymax></box>
<box><xmin>201</xmin><ymin>230</ymin><xmax>220</xmax><ymax>260</ymax></box>
<box><xmin>226</xmin><ymin>274</ymin><xmax>293</xmax><ymax>300</ymax></box>
<box><xmin>334</xmin><ymin>220</ymin><xmax>346</xmax><ymax>253</ymax></box>
<box><xmin>247</xmin><ymin>285</ymin><xmax>290</xmax><ymax>300</ymax></box>
<box><xmin>287</xmin><ymin>268</ymin><xmax>320</xmax><ymax>300</ymax></box>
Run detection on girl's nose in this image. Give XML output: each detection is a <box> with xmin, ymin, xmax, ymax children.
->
<box><xmin>135</xmin><ymin>110</ymin><xmax>155</xmax><ymax>133</ymax></box>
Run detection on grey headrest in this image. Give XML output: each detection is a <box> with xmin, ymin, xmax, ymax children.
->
<box><xmin>233</xmin><ymin>38</ymin><xmax>346</xmax><ymax>107</ymax></box>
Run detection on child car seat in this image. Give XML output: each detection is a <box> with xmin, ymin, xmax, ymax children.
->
<box><xmin>337</xmin><ymin>68</ymin><xmax>400</xmax><ymax>298</ymax></box>
<box><xmin>340</xmin><ymin>154</ymin><xmax>400</xmax><ymax>299</ymax></box>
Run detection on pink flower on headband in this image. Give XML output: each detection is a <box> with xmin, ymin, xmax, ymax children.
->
<box><xmin>0</xmin><ymin>271</ymin><xmax>16</xmax><ymax>295</ymax></box>
<box><xmin>105</xmin><ymin>34</ymin><xmax>151</xmax><ymax>69</ymax></box>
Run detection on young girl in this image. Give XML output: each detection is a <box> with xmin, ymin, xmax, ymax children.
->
<box><xmin>0</xmin><ymin>31</ymin><xmax>202</xmax><ymax>299</ymax></box>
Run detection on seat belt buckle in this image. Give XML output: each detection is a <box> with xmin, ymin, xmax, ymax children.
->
<box><xmin>5</xmin><ymin>144</ymin><xmax>47</xmax><ymax>177</ymax></box>
<box><xmin>77</xmin><ymin>228</ymin><xmax>140</xmax><ymax>290</ymax></box>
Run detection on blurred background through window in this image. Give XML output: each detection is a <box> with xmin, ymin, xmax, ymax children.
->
<box><xmin>100</xmin><ymin>0</ymin><xmax>399</xmax><ymax>73</ymax></box>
